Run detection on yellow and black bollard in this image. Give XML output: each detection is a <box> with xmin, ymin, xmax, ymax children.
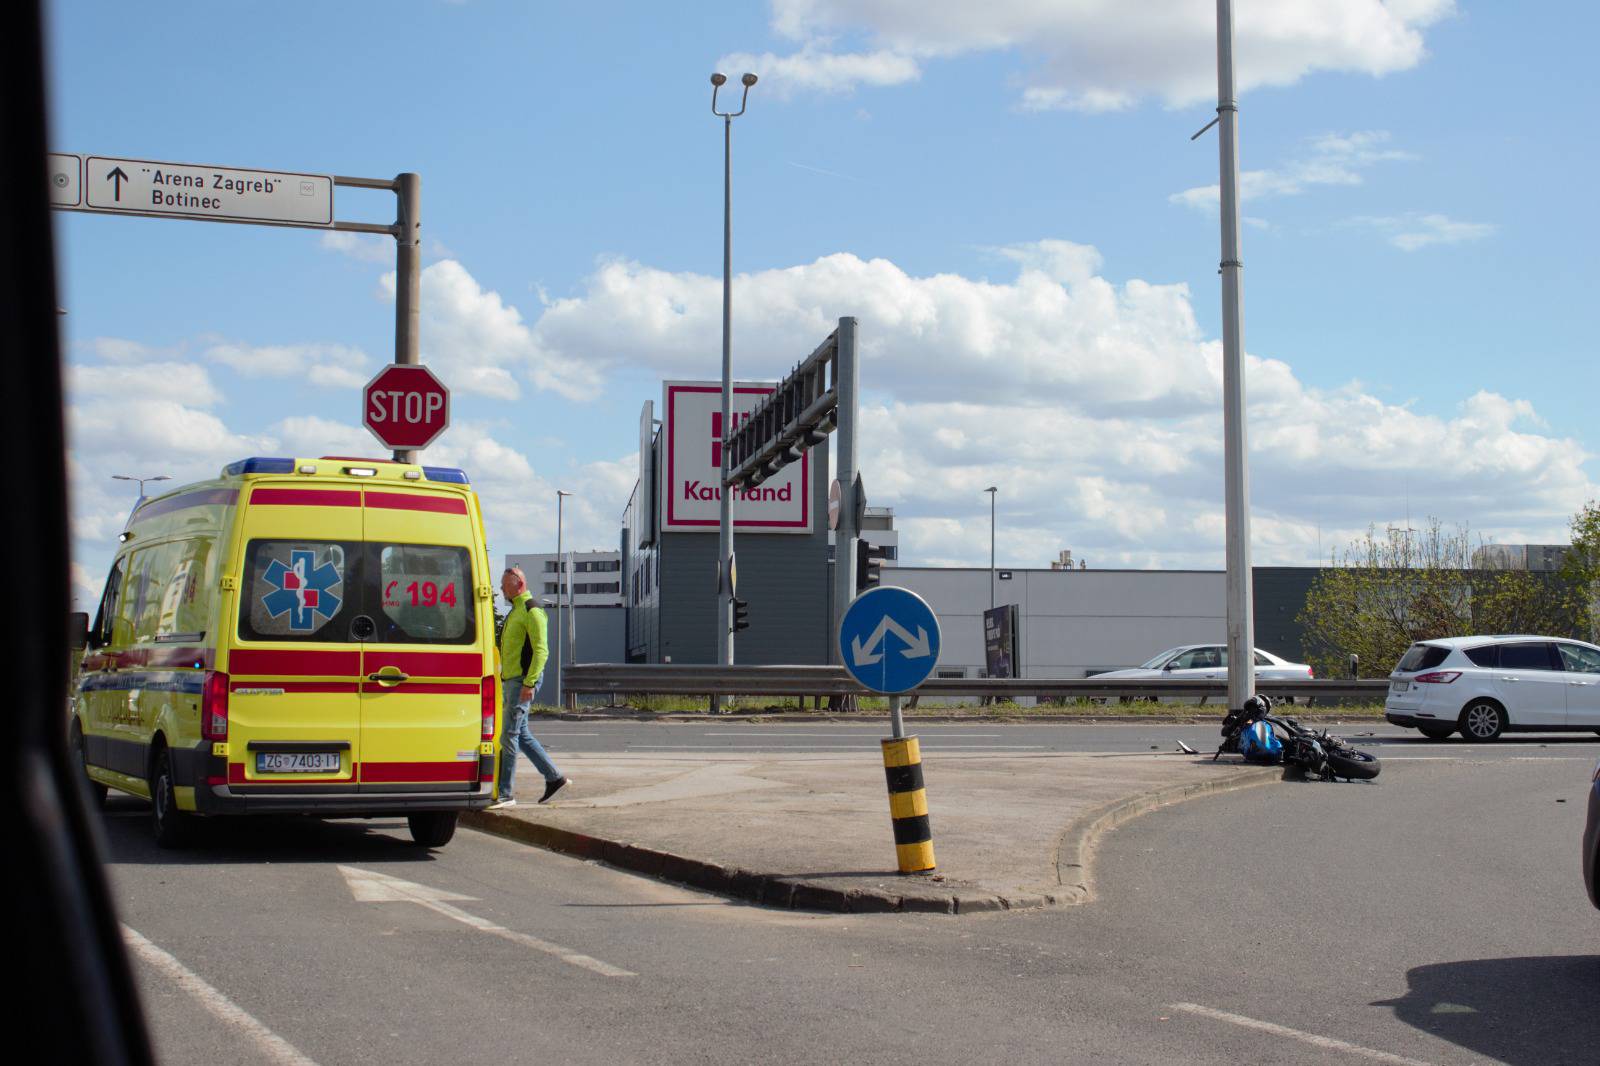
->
<box><xmin>880</xmin><ymin>732</ymin><xmax>935</xmax><ymax>873</ymax></box>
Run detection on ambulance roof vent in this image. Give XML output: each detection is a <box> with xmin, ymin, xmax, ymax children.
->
<box><xmin>223</xmin><ymin>457</ymin><xmax>296</xmax><ymax>476</ymax></box>
<box><xmin>423</xmin><ymin>466</ymin><xmax>470</xmax><ymax>484</ymax></box>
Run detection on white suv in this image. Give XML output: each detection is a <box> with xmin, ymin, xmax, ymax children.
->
<box><xmin>1384</xmin><ymin>635</ymin><xmax>1600</xmax><ymax>741</ymax></box>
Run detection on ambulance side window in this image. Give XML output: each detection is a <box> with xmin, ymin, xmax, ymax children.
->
<box><xmin>89</xmin><ymin>559</ymin><xmax>125</xmax><ymax>649</ymax></box>
<box><xmin>129</xmin><ymin>542</ymin><xmax>179</xmax><ymax>646</ymax></box>
<box><xmin>156</xmin><ymin>536</ymin><xmax>213</xmax><ymax>642</ymax></box>
<box><xmin>238</xmin><ymin>540</ymin><xmax>356</xmax><ymax>642</ymax></box>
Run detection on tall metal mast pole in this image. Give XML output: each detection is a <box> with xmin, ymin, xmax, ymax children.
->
<box><xmin>1215</xmin><ymin>0</ymin><xmax>1256</xmax><ymax>712</ymax></box>
<box><xmin>710</xmin><ymin>72</ymin><xmax>755</xmax><ymax>693</ymax></box>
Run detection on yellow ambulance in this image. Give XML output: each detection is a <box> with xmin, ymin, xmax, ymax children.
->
<box><xmin>71</xmin><ymin>456</ymin><xmax>501</xmax><ymax>848</ymax></box>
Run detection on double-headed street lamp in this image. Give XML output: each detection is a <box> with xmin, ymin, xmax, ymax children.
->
<box><xmin>710</xmin><ymin>70</ymin><xmax>756</xmax><ymax>674</ymax></box>
<box><xmin>113</xmin><ymin>473</ymin><xmax>170</xmax><ymax>528</ymax></box>
<box><xmin>112</xmin><ymin>473</ymin><xmax>170</xmax><ymax>499</ymax></box>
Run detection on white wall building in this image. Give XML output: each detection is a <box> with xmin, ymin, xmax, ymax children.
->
<box><xmin>505</xmin><ymin>549</ymin><xmax>624</xmax><ymax>607</ymax></box>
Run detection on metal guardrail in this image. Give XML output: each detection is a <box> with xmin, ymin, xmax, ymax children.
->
<box><xmin>563</xmin><ymin>664</ymin><xmax>1389</xmax><ymax>704</ymax></box>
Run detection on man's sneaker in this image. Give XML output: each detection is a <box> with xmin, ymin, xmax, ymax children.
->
<box><xmin>538</xmin><ymin>777</ymin><xmax>569</xmax><ymax>804</ymax></box>
<box><xmin>486</xmin><ymin>796</ymin><xmax>516</xmax><ymax>810</ymax></box>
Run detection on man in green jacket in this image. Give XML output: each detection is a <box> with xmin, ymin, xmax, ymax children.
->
<box><xmin>488</xmin><ymin>566</ymin><xmax>568</xmax><ymax>808</ymax></box>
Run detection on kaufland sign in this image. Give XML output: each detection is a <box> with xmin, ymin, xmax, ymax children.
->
<box><xmin>662</xmin><ymin>380</ymin><xmax>811</xmax><ymax>534</ymax></box>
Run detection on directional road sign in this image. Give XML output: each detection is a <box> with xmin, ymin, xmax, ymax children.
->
<box><xmin>364</xmin><ymin>364</ymin><xmax>450</xmax><ymax>451</ymax></box>
<box><xmin>839</xmin><ymin>586</ymin><xmax>941</xmax><ymax>694</ymax></box>
<box><xmin>63</xmin><ymin>154</ymin><xmax>333</xmax><ymax>227</ymax></box>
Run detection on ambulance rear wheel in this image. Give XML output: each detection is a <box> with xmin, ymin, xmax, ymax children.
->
<box><xmin>150</xmin><ymin>747</ymin><xmax>192</xmax><ymax>848</ymax></box>
<box><xmin>407</xmin><ymin>811</ymin><xmax>457</xmax><ymax>848</ymax></box>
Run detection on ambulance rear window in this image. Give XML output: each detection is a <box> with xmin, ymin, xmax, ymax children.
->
<box><xmin>376</xmin><ymin>544</ymin><xmax>473</xmax><ymax>643</ymax></box>
<box><xmin>240</xmin><ymin>541</ymin><xmax>353</xmax><ymax>641</ymax></box>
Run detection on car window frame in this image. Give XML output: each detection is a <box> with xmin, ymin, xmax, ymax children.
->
<box><xmin>1497</xmin><ymin>641</ymin><xmax>1562</xmax><ymax>672</ymax></box>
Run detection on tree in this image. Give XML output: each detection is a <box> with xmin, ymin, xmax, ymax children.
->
<box><xmin>1298</xmin><ymin>519</ymin><xmax>1585</xmax><ymax>678</ymax></box>
<box><xmin>1561</xmin><ymin>499</ymin><xmax>1600</xmax><ymax>641</ymax></box>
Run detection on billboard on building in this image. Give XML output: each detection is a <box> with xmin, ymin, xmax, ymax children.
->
<box><xmin>983</xmin><ymin>604</ymin><xmax>1020</xmax><ymax>679</ymax></box>
<box><xmin>661</xmin><ymin>380</ymin><xmax>812</xmax><ymax>534</ymax></box>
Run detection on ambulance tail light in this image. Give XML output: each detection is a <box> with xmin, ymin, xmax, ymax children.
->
<box><xmin>202</xmin><ymin>671</ymin><xmax>230</xmax><ymax>740</ymax></box>
<box><xmin>481</xmin><ymin>676</ymin><xmax>496</xmax><ymax>740</ymax></box>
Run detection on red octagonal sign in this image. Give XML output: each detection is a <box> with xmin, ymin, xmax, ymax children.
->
<box><xmin>363</xmin><ymin>364</ymin><xmax>450</xmax><ymax>450</ymax></box>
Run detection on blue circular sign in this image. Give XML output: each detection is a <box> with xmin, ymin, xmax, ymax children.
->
<box><xmin>838</xmin><ymin>586</ymin><xmax>942</xmax><ymax>694</ymax></box>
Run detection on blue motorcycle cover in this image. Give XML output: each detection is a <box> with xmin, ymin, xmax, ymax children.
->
<box><xmin>1239</xmin><ymin>720</ymin><xmax>1283</xmax><ymax>764</ymax></box>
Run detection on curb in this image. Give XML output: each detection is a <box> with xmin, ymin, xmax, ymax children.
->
<box><xmin>463</xmin><ymin>762</ymin><xmax>1282</xmax><ymax>917</ymax></box>
<box><xmin>1050</xmin><ymin>765</ymin><xmax>1283</xmax><ymax>906</ymax></box>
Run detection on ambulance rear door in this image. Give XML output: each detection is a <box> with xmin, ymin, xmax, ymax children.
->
<box><xmin>227</xmin><ymin>485</ymin><xmax>365</xmax><ymax>790</ymax></box>
<box><xmin>357</xmin><ymin>486</ymin><xmax>491</xmax><ymax>793</ymax></box>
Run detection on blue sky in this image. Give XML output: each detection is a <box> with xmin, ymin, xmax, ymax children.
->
<box><xmin>47</xmin><ymin>1</ymin><xmax>1598</xmax><ymax>606</ymax></box>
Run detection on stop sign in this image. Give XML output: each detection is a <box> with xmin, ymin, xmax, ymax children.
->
<box><xmin>363</xmin><ymin>364</ymin><xmax>450</xmax><ymax>451</ymax></box>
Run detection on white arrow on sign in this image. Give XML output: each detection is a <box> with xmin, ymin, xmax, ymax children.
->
<box><xmin>338</xmin><ymin>865</ymin><xmax>635</xmax><ymax>977</ymax></box>
<box><xmin>850</xmin><ymin>615</ymin><xmax>933</xmax><ymax>667</ymax></box>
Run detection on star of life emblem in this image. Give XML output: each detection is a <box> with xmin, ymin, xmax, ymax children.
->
<box><xmin>260</xmin><ymin>548</ymin><xmax>343</xmax><ymax>631</ymax></box>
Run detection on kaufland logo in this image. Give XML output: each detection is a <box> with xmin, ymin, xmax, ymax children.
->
<box><xmin>663</xmin><ymin>380</ymin><xmax>810</xmax><ymax>532</ymax></box>
<box><xmin>681</xmin><ymin>479</ymin><xmax>793</xmax><ymax>502</ymax></box>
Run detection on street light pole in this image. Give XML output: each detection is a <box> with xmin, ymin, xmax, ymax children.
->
<box><xmin>985</xmin><ymin>486</ymin><xmax>998</xmax><ymax>610</ymax></box>
<box><xmin>711</xmin><ymin>71</ymin><xmax>756</xmax><ymax>685</ymax></box>
<box><xmin>1213</xmin><ymin>0</ymin><xmax>1256</xmax><ymax>712</ymax></box>
<box><xmin>555</xmin><ymin>489</ymin><xmax>570</xmax><ymax>708</ymax></box>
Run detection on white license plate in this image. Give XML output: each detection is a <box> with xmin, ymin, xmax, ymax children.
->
<box><xmin>1391</xmin><ymin>681</ymin><xmax>1409</xmax><ymax>693</ymax></box>
<box><xmin>256</xmin><ymin>752</ymin><xmax>341</xmax><ymax>774</ymax></box>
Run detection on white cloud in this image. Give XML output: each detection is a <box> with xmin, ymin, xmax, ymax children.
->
<box><xmin>205</xmin><ymin>340</ymin><xmax>372</xmax><ymax>389</ymax></box>
<box><xmin>60</xmin><ymin>236</ymin><xmax>1590</xmax><ymax>582</ymax></box>
<box><xmin>1348</xmin><ymin>212</ymin><xmax>1497</xmax><ymax>251</ymax></box>
<box><xmin>515</xmin><ymin>239</ymin><xmax>1595</xmax><ymax>566</ymax></box>
<box><xmin>1170</xmin><ymin>130</ymin><xmax>1414</xmax><ymax>210</ymax></box>
<box><xmin>716</xmin><ymin>45</ymin><xmax>920</xmax><ymax>98</ymax></box>
<box><xmin>78</xmin><ymin>336</ymin><xmax>178</xmax><ymax>363</ymax></box>
<box><xmin>740</xmin><ymin>1</ymin><xmax>1454</xmax><ymax>109</ymax></box>
<box><xmin>319</xmin><ymin>231</ymin><xmax>393</xmax><ymax>264</ymax></box>
<box><xmin>379</xmin><ymin>259</ymin><xmax>602</xmax><ymax>401</ymax></box>
<box><xmin>67</xmin><ymin>361</ymin><xmax>223</xmax><ymax>406</ymax></box>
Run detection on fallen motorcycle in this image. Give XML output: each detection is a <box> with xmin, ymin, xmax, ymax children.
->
<box><xmin>1216</xmin><ymin>694</ymin><xmax>1380</xmax><ymax>781</ymax></box>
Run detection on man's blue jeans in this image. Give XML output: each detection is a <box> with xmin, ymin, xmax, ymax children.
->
<box><xmin>498</xmin><ymin>675</ymin><xmax>560</xmax><ymax>800</ymax></box>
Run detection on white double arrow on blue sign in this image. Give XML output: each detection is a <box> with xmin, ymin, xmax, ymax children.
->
<box><xmin>838</xmin><ymin>586</ymin><xmax>942</xmax><ymax>694</ymax></box>
<box><xmin>850</xmin><ymin>615</ymin><xmax>933</xmax><ymax>667</ymax></box>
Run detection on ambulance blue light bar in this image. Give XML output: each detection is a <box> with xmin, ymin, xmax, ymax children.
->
<box><xmin>423</xmin><ymin>466</ymin><xmax>471</xmax><ymax>484</ymax></box>
<box><xmin>222</xmin><ymin>457</ymin><xmax>296</xmax><ymax>476</ymax></box>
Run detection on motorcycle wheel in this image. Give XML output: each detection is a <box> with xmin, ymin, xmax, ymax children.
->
<box><xmin>1325</xmin><ymin>744</ymin><xmax>1381</xmax><ymax>781</ymax></box>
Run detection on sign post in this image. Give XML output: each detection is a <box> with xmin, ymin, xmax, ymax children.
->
<box><xmin>50</xmin><ymin>154</ymin><xmax>433</xmax><ymax>460</ymax></box>
<box><xmin>839</xmin><ymin>586</ymin><xmax>942</xmax><ymax>874</ymax></box>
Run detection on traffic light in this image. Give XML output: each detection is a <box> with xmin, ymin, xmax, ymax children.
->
<box><xmin>731</xmin><ymin>597</ymin><xmax>751</xmax><ymax>632</ymax></box>
<box><xmin>855</xmin><ymin>539</ymin><xmax>891</xmax><ymax>593</ymax></box>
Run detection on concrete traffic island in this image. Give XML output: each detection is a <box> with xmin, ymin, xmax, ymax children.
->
<box><xmin>465</xmin><ymin>749</ymin><xmax>1281</xmax><ymax>914</ymax></box>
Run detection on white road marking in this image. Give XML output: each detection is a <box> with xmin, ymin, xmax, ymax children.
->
<box><xmin>1170</xmin><ymin>1002</ymin><xmax>1437</xmax><ymax>1066</ymax></box>
<box><xmin>706</xmin><ymin>731</ymin><xmax>1005</xmax><ymax>738</ymax></box>
<box><xmin>624</xmin><ymin>739</ymin><xmax>1049</xmax><ymax>745</ymax></box>
<box><xmin>337</xmin><ymin>866</ymin><xmax>635</xmax><ymax>978</ymax></box>
<box><xmin>122</xmin><ymin>925</ymin><xmax>322</xmax><ymax>1066</ymax></box>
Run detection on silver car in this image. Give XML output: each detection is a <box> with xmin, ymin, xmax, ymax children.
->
<box><xmin>1096</xmin><ymin>645</ymin><xmax>1314</xmax><ymax>681</ymax></box>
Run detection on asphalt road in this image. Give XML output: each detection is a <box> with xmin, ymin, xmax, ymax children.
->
<box><xmin>101</xmin><ymin>723</ymin><xmax>1599</xmax><ymax>1065</ymax></box>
